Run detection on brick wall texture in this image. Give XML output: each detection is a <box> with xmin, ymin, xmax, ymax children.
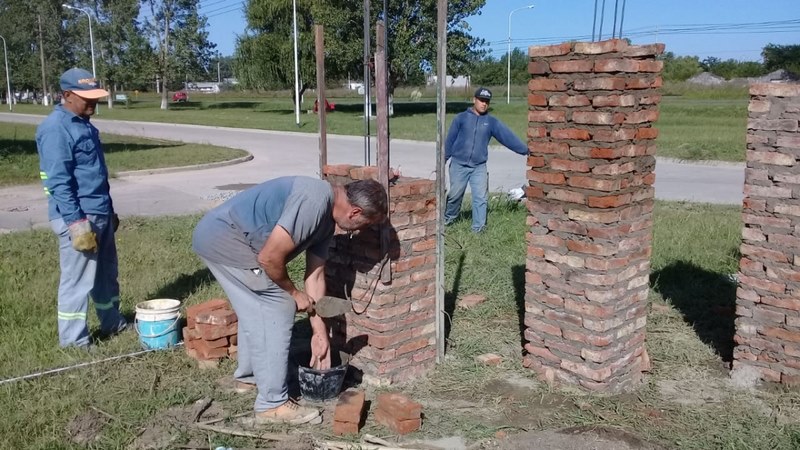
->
<box><xmin>522</xmin><ymin>39</ymin><xmax>664</xmax><ymax>392</ymax></box>
<box><xmin>322</xmin><ymin>164</ymin><xmax>437</xmax><ymax>384</ymax></box>
<box><xmin>733</xmin><ymin>82</ymin><xmax>800</xmax><ymax>385</ymax></box>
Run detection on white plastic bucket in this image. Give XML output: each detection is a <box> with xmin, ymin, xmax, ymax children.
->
<box><xmin>135</xmin><ymin>299</ymin><xmax>181</xmax><ymax>349</ymax></box>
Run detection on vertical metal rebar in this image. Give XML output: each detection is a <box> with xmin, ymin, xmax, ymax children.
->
<box><xmin>612</xmin><ymin>0</ymin><xmax>619</xmax><ymax>38</ymax></box>
<box><xmin>592</xmin><ymin>0</ymin><xmax>598</xmax><ymax>41</ymax></box>
<box><xmin>598</xmin><ymin>0</ymin><xmax>606</xmax><ymax>41</ymax></box>
<box><xmin>619</xmin><ymin>0</ymin><xmax>627</xmax><ymax>40</ymax></box>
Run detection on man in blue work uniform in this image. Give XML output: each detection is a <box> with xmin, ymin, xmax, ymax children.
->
<box><xmin>445</xmin><ymin>87</ymin><xmax>529</xmax><ymax>233</ymax></box>
<box><xmin>193</xmin><ymin>177</ymin><xmax>387</xmax><ymax>426</ymax></box>
<box><xmin>36</xmin><ymin>68</ymin><xmax>127</xmax><ymax>348</ymax></box>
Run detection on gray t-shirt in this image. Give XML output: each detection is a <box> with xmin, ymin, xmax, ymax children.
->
<box><xmin>192</xmin><ymin>176</ymin><xmax>335</xmax><ymax>269</ymax></box>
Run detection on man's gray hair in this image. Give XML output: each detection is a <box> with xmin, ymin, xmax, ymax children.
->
<box><xmin>345</xmin><ymin>179</ymin><xmax>388</xmax><ymax>221</ymax></box>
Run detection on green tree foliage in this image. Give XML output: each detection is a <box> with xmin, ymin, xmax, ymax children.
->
<box><xmin>659</xmin><ymin>52</ymin><xmax>703</xmax><ymax>81</ymax></box>
<box><xmin>235</xmin><ymin>0</ymin><xmax>486</xmax><ymax>92</ymax></box>
<box><xmin>0</xmin><ymin>0</ymin><xmax>66</xmax><ymax>95</ymax></box>
<box><xmin>470</xmin><ymin>48</ymin><xmax>527</xmax><ymax>86</ymax></box>
<box><xmin>143</xmin><ymin>0</ymin><xmax>216</xmax><ymax>109</ymax></box>
<box><xmin>762</xmin><ymin>44</ymin><xmax>800</xmax><ymax>75</ymax></box>
<box><xmin>701</xmin><ymin>56</ymin><xmax>765</xmax><ymax>80</ymax></box>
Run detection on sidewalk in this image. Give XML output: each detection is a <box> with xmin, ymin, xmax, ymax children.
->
<box><xmin>0</xmin><ymin>113</ymin><xmax>744</xmax><ymax>232</ymax></box>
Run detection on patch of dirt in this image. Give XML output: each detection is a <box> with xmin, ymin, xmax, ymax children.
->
<box><xmin>129</xmin><ymin>398</ymin><xmax>224</xmax><ymax>450</ymax></box>
<box><xmin>66</xmin><ymin>409</ymin><xmax>108</xmax><ymax>445</ymax></box>
<box><xmin>478</xmin><ymin>426</ymin><xmax>663</xmax><ymax>450</ymax></box>
<box><xmin>656</xmin><ymin>368</ymin><xmax>727</xmax><ymax>406</ymax></box>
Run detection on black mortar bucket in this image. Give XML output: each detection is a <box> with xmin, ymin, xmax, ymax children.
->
<box><xmin>297</xmin><ymin>351</ymin><xmax>351</xmax><ymax>402</ymax></box>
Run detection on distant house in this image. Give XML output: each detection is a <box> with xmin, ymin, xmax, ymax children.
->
<box><xmin>686</xmin><ymin>72</ymin><xmax>726</xmax><ymax>86</ymax></box>
<box><xmin>426</xmin><ymin>75</ymin><xmax>471</xmax><ymax>88</ymax></box>
<box><xmin>186</xmin><ymin>82</ymin><xmax>221</xmax><ymax>93</ymax></box>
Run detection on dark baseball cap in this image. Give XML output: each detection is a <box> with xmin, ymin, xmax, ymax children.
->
<box><xmin>474</xmin><ymin>87</ymin><xmax>492</xmax><ymax>101</ymax></box>
<box><xmin>60</xmin><ymin>68</ymin><xmax>109</xmax><ymax>99</ymax></box>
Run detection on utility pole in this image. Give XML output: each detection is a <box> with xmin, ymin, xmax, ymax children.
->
<box><xmin>38</xmin><ymin>14</ymin><xmax>48</xmax><ymax>105</ymax></box>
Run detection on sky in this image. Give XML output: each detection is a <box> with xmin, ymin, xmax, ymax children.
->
<box><xmin>203</xmin><ymin>0</ymin><xmax>800</xmax><ymax>62</ymax></box>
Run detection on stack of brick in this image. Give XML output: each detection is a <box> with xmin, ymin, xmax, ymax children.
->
<box><xmin>332</xmin><ymin>390</ymin><xmax>366</xmax><ymax>435</ymax></box>
<box><xmin>733</xmin><ymin>82</ymin><xmax>800</xmax><ymax>385</ymax></box>
<box><xmin>184</xmin><ymin>298</ymin><xmax>239</xmax><ymax>362</ymax></box>
<box><xmin>523</xmin><ymin>39</ymin><xmax>664</xmax><ymax>392</ymax></box>
<box><xmin>323</xmin><ymin>164</ymin><xmax>437</xmax><ymax>385</ymax></box>
<box><xmin>374</xmin><ymin>392</ymin><xmax>422</xmax><ymax>435</ymax></box>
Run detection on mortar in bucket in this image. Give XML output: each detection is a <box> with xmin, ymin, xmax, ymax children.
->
<box><xmin>297</xmin><ymin>351</ymin><xmax>351</xmax><ymax>402</ymax></box>
<box><xmin>135</xmin><ymin>298</ymin><xmax>181</xmax><ymax>350</ymax></box>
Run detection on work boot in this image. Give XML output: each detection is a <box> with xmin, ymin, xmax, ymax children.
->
<box><xmin>242</xmin><ymin>400</ymin><xmax>321</xmax><ymax>426</ymax></box>
<box><xmin>215</xmin><ymin>376</ymin><xmax>256</xmax><ymax>394</ymax></box>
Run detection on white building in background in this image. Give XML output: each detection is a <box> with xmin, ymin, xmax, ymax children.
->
<box><xmin>185</xmin><ymin>82</ymin><xmax>221</xmax><ymax>93</ymax></box>
<box><xmin>426</xmin><ymin>74</ymin><xmax>471</xmax><ymax>88</ymax></box>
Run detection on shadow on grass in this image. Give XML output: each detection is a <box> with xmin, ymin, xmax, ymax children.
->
<box><xmin>204</xmin><ymin>101</ymin><xmax>265</xmax><ymax>110</ymax></box>
<box><xmin>512</xmin><ymin>264</ymin><xmax>526</xmax><ymax>350</ymax></box>
<box><xmin>150</xmin><ymin>268</ymin><xmax>215</xmax><ymax>301</ymax></box>
<box><xmin>650</xmin><ymin>260</ymin><xmax>737</xmax><ymax>362</ymax></box>
<box><xmin>0</xmin><ymin>139</ymin><xmax>182</xmax><ymax>157</ymax></box>
<box><xmin>444</xmin><ymin>252</ymin><xmax>466</xmax><ymax>341</ymax></box>
<box><xmin>332</xmin><ymin>101</ymin><xmax>472</xmax><ymax>117</ymax></box>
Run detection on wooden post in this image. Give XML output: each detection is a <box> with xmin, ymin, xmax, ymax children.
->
<box><xmin>375</xmin><ymin>20</ymin><xmax>392</xmax><ymax>284</ymax></box>
<box><xmin>435</xmin><ymin>0</ymin><xmax>447</xmax><ymax>363</ymax></box>
<box><xmin>315</xmin><ymin>25</ymin><xmax>327</xmax><ymax>178</ymax></box>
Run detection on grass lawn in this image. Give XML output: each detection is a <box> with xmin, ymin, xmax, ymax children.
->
<box><xmin>8</xmin><ymin>82</ymin><xmax>748</xmax><ymax>162</ymax></box>
<box><xmin>0</xmin><ymin>122</ymin><xmax>248</xmax><ymax>186</ymax></box>
<box><xmin>1</xmin><ymin>200</ymin><xmax>799</xmax><ymax>448</ymax></box>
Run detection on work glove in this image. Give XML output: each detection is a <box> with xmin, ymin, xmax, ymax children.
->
<box><xmin>112</xmin><ymin>213</ymin><xmax>120</xmax><ymax>232</ymax></box>
<box><xmin>68</xmin><ymin>219</ymin><xmax>98</xmax><ymax>253</ymax></box>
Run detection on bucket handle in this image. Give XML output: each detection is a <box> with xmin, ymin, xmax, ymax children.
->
<box><xmin>135</xmin><ymin>316</ymin><xmax>180</xmax><ymax>339</ymax></box>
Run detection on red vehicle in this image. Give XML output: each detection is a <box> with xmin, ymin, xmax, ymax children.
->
<box><xmin>172</xmin><ymin>91</ymin><xmax>188</xmax><ymax>102</ymax></box>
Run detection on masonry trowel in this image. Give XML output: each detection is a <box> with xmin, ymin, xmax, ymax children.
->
<box><xmin>314</xmin><ymin>295</ymin><xmax>353</xmax><ymax>318</ymax></box>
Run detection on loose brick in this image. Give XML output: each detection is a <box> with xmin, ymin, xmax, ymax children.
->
<box><xmin>750</xmin><ymin>83</ymin><xmax>800</xmax><ymax>97</ymax></box>
<box><xmin>196</xmin><ymin>322</ymin><xmax>238</xmax><ymax>341</ymax></box>
<box><xmin>529</xmin><ymin>141</ymin><xmax>570</xmax><ymax>155</ymax></box>
<box><xmin>374</xmin><ymin>407</ymin><xmax>421</xmax><ymax>435</ymax></box>
<box><xmin>588</xmin><ymin>193</ymin><xmax>633</xmax><ymax>208</ymax></box>
<box><xmin>528</xmin><ymin>94</ymin><xmax>548</xmax><ymax>106</ymax></box>
<box><xmin>529</xmin><ymin>42</ymin><xmax>573</xmax><ymax>57</ymax></box>
<box><xmin>333</xmin><ymin>390</ymin><xmax>366</xmax><ymax>423</ymax></box>
<box><xmin>376</xmin><ymin>393</ymin><xmax>422</xmax><ymax>420</ymax></box>
<box><xmin>193</xmin><ymin>339</ymin><xmax>229</xmax><ymax>360</ymax></box>
<box><xmin>593</xmin><ymin>94</ymin><xmax>636</xmax><ymax>107</ymax></box>
<box><xmin>528</xmin><ymin>61</ymin><xmax>550</xmax><ymax>75</ymax></box>
<box><xmin>458</xmin><ymin>294</ymin><xmax>487</xmax><ymax>309</ymax></box>
<box><xmin>636</xmin><ymin>128</ymin><xmax>659</xmax><ymax>139</ymax></box>
<box><xmin>475</xmin><ymin>353</ymin><xmax>503</xmax><ymax>366</ymax></box>
<box><xmin>637</xmin><ymin>60</ymin><xmax>664</xmax><ymax>72</ymax></box>
<box><xmin>551</xmin><ymin>158</ymin><xmax>591</xmax><ymax>172</ymax></box>
<box><xmin>528</xmin><ymin>171</ymin><xmax>566</xmax><ymax>185</ymax></box>
<box><xmin>195</xmin><ymin>309</ymin><xmax>238</xmax><ymax>326</ymax></box>
<box><xmin>573</xmin><ymin>111</ymin><xmax>624</xmax><ymax>126</ymax></box>
<box><xmin>573</xmin><ymin>77</ymin><xmax>627</xmax><ymax>91</ymax></box>
<box><xmin>574</xmin><ymin>39</ymin><xmax>628</xmax><ymax>55</ymax></box>
<box><xmin>186</xmin><ymin>299</ymin><xmax>230</xmax><ymax>327</ymax></box>
<box><xmin>333</xmin><ymin>420</ymin><xmax>360</xmax><ymax>435</ymax></box>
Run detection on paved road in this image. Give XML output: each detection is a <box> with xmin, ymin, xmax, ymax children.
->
<box><xmin>0</xmin><ymin>112</ymin><xmax>745</xmax><ymax>232</ymax></box>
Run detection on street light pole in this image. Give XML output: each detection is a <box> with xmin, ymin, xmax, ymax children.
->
<box><xmin>292</xmin><ymin>0</ymin><xmax>300</xmax><ymax>127</ymax></box>
<box><xmin>63</xmin><ymin>4</ymin><xmax>96</xmax><ymax>78</ymax></box>
<box><xmin>507</xmin><ymin>4</ymin><xmax>534</xmax><ymax>104</ymax></box>
<box><xmin>0</xmin><ymin>35</ymin><xmax>11</xmax><ymax>111</ymax></box>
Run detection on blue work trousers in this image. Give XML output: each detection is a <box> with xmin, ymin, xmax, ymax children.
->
<box><xmin>200</xmin><ymin>258</ymin><xmax>296</xmax><ymax>412</ymax></box>
<box><xmin>444</xmin><ymin>161</ymin><xmax>489</xmax><ymax>232</ymax></box>
<box><xmin>51</xmin><ymin>214</ymin><xmax>126</xmax><ymax>348</ymax></box>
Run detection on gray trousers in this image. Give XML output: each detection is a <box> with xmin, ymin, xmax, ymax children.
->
<box><xmin>200</xmin><ymin>257</ymin><xmax>296</xmax><ymax>412</ymax></box>
<box><xmin>51</xmin><ymin>214</ymin><xmax>126</xmax><ymax>347</ymax></box>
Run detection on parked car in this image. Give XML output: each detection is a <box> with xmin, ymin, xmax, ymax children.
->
<box><xmin>172</xmin><ymin>91</ymin><xmax>188</xmax><ymax>102</ymax></box>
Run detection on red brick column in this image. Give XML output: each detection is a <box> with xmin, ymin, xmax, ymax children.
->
<box><xmin>523</xmin><ymin>39</ymin><xmax>663</xmax><ymax>392</ymax></box>
<box><xmin>323</xmin><ymin>165</ymin><xmax>437</xmax><ymax>385</ymax></box>
<box><xmin>733</xmin><ymin>83</ymin><xmax>800</xmax><ymax>385</ymax></box>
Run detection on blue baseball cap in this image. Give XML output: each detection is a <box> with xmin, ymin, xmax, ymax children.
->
<box><xmin>60</xmin><ymin>68</ymin><xmax>109</xmax><ymax>99</ymax></box>
<box><xmin>474</xmin><ymin>87</ymin><xmax>492</xmax><ymax>101</ymax></box>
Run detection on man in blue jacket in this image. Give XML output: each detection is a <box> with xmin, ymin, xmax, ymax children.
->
<box><xmin>36</xmin><ymin>68</ymin><xmax>127</xmax><ymax>348</ymax></box>
<box><xmin>445</xmin><ymin>87</ymin><xmax>528</xmax><ymax>233</ymax></box>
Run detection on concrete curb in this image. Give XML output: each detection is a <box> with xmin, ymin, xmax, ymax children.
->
<box><xmin>114</xmin><ymin>153</ymin><xmax>254</xmax><ymax>178</ymax></box>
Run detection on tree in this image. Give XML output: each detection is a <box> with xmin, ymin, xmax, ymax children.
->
<box><xmin>235</xmin><ymin>0</ymin><xmax>486</xmax><ymax>93</ymax></box>
<box><xmin>762</xmin><ymin>44</ymin><xmax>800</xmax><ymax>75</ymax></box>
<box><xmin>659</xmin><ymin>52</ymin><xmax>702</xmax><ymax>81</ymax></box>
<box><xmin>143</xmin><ymin>0</ymin><xmax>215</xmax><ymax>109</ymax></box>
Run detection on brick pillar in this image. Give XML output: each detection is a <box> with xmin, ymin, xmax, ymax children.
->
<box><xmin>322</xmin><ymin>164</ymin><xmax>437</xmax><ymax>385</ymax></box>
<box><xmin>733</xmin><ymin>82</ymin><xmax>800</xmax><ymax>385</ymax></box>
<box><xmin>522</xmin><ymin>39</ymin><xmax>664</xmax><ymax>392</ymax></box>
